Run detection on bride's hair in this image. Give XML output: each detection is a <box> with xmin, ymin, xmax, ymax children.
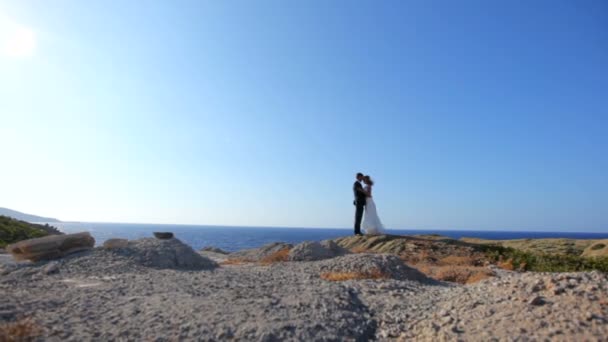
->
<box><xmin>364</xmin><ymin>175</ymin><xmax>374</xmax><ymax>186</ymax></box>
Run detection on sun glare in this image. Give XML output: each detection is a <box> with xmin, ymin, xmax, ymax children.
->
<box><xmin>3</xmin><ymin>26</ymin><xmax>37</xmax><ymax>58</ymax></box>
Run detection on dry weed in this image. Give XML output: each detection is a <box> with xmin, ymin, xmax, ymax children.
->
<box><xmin>0</xmin><ymin>317</ymin><xmax>43</xmax><ymax>342</ymax></box>
<box><xmin>497</xmin><ymin>258</ymin><xmax>515</xmax><ymax>271</ymax></box>
<box><xmin>412</xmin><ymin>264</ymin><xmax>493</xmax><ymax>284</ymax></box>
<box><xmin>465</xmin><ymin>270</ymin><xmax>493</xmax><ymax>284</ymax></box>
<box><xmin>259</xmin><ymin>248</ymin><xmax>290</xmax><ymax>265</ymax></box>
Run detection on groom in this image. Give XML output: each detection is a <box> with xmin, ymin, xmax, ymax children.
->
<box><xmin>353</xmin><ymin>172</ymin><xmax>366</xmax><ymax>236</ymax></box>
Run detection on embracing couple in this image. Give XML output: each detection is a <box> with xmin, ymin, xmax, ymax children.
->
<box><xmin>353</xmin><ymin>172</ymin><xmax>385</xmax><ymax>236</ymax></box>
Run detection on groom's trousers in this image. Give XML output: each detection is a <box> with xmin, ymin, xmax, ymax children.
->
<box><xmin>354</xmin><ymin>203</ymin><xmax>365</xmax><ymax>235</ymax></box>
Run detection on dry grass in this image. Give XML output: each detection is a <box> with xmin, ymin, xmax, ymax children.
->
<box><xmin>320</xmin><ymin>268</ymin><xmax>389</xmax><ymax>281</ymax></box>
<box><xmin>464</xmin><ymin>271</ymin><xmax>494</xmax><ymax>284</ymax></box>
<box><xmin>0</xmin><ymin>317</ymin><xmax>43</xmax><ymax>342</ymax></box>
<box><xmin>412</xmin><ymin>264</ymin><xmax>493</xmax><ymax>284</ymax></box>
<box><xmin>350</xmin><ymin>246</ymin><xmax>370</xmax><ymax>254</ymax></box>
<box><xmin>435</xmin><ymin>266</ymin><xmax>494</xmax><ymax>284</ymax></box>
<box><xmin>497</xmin><ymin>258</ymin><xmax>515</xmax><ymax>271</ymax></box>
<box><xmin>412</xmin><ymin>263</ymin><xmax>432</xmax><ymax>275</ymax></box>
<box><xmin>403</xmin><ymin>249</ymin><xmax>437</xmax><ymax>264</ymax></box>
<box><xmin>259</xmin><ymin>248</ymin><xmax>291</xmax><ymax>265</ymax></box>
<box><xmin>438</xmin><ymin>255</ymin><xmax>480</xmax><ymax>266</ymax></box>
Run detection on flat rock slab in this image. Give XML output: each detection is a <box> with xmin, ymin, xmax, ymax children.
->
<box><xmin>6</xmin><ymin>232</ymin><xmax>94</xmax><ymax>262</ymax></box>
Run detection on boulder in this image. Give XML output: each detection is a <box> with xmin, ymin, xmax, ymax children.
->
<box><xmin>103</xmin><ymin>238</ymin><xmax>129</xmax><ymax>249</ymax></box>
<box><xmin>288</xmin><ymin>241</ymin><xmax>349</xmax><ymax>261</ymax></box>
<box><xmin>6</xmin><ymin>232</ymin><xmax>95</xmax><ymax>262</ymax></box>
<box><xmin>127</xmin><ymin>238</ymin><xmax>217</xmax><ymax>270</ymax></box>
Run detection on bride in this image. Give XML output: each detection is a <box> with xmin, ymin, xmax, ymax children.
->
<box><xmin>361</xmin><ymin>175</ymin><xmax>386</xmax><ymax>235</ymax></box>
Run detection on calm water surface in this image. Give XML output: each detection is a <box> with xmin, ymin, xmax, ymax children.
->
<box><xmin>48</xmin><ymin>222</ymin><xmax>608</xmax><ymax>252</ymax></box>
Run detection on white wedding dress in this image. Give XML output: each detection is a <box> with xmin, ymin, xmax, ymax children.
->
<box><xmin>362</xmin><ymin>185</ymin><xmax>385</xmax><ymax>235</ymax></box>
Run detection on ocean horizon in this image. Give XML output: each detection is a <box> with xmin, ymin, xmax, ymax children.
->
<box><xmin>48</xmin><ymin>222</ymin><xmax>608</xmax><ymax>252</ymax></box>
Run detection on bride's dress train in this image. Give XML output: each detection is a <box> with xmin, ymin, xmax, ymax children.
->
<box><xmin>362</xmin><ymin>196</ymin><xmax>385</xmax><ymax>235</ymax></box>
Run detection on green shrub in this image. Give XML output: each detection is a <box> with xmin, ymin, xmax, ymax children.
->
<box><xmin>0</xmin><ymin>215</ymin><xmax>60</xmax><ymax>248</ymax></box>
<box><xmin>479</xmin><ymin>244</ymin><xmax>608</xmax><ymax>273</ymax></box>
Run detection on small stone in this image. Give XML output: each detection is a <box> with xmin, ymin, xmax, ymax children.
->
<box><xmin>43</xmin><ymin>261</ymin><xmax>60</xmax><ymax>275</ymax></box>
<box><xmin>451</xmin><ymin>324</ymin><xmax>464</xmax><ymax>333</ymax></box>
<box><xmin>441</xmin><ymin>315</ymin><xmax>454</xmax><ymax>325</ymax></box>
<box><xmin>531</xmin><ymin>280</ymin><xmax>545</xmax><ymax>292</ymax></box>
<box><xmin>0</xmin><ymin>310</ymin><xmax>16</xmax><ymax>320</ymax></box>
<box><xmin>528</xmin><ymin>296</ymin><xmax>545</xmax><ymax>306</ymax></box>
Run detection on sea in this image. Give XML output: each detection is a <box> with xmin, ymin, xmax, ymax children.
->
<box><xmin>48</xmin><ymin>222</ymin><xmax>608</xmax><ymax>253</ymax></box>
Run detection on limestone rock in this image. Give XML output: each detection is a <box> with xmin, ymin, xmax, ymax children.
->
<box><xmin>288</xmin><ymin>241</ymin><xmax>350</xmax><ymax>262</ymax></box>
<box><xmin>103</xmin><ymin>238</ymin><xmax>129</xmax><ymax>249</ymax></box>
<box><xmin>6</xmin><ymin>232</ymin><xmax>95</xmax><ymax>262</ymax></box>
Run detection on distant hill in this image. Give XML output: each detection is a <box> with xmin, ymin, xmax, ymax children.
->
<box><xmin>0</xmin><ymin>215</ymin><xmax>63</xmax><ymax>248</ymax></box>
<box><xmin>0</xmin><ymin>207</ymin><xmax>60</xmax><ymax>223</ymax></box>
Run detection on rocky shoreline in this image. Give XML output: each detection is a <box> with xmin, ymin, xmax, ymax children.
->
<box><xmin>1</xmin><ymin>236</ymin><xmax>607</xmax><ymax>341</ymax></box>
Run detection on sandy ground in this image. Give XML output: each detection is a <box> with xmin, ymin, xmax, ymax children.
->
<box><xmin>1</xmin><ymin>240</ymin><xmax>607</xmax><ymax>341</ymax></box>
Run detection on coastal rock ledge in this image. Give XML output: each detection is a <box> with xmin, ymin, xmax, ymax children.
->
<box><xmin>0</xmin><ymin>237</ymin><xmax>607</xmax><ymax>341</ymax></box>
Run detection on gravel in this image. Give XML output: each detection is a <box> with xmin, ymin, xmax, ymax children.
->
<box><xmin>1</xmin><ymin>240</ymin><xmax>607</xmax><ymax>341</ymax></box>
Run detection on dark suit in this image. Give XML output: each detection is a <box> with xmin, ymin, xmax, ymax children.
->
<box><xmin>353</xmin><ymin>181</ymin><xmax>366</xmax><ymax>235</ymax></box>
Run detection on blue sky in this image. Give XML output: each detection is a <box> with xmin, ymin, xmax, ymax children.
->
<box><xmin>1</xmin><ymin>0</ymin><xmax>606</xmax><ymax>231</ymax></box>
